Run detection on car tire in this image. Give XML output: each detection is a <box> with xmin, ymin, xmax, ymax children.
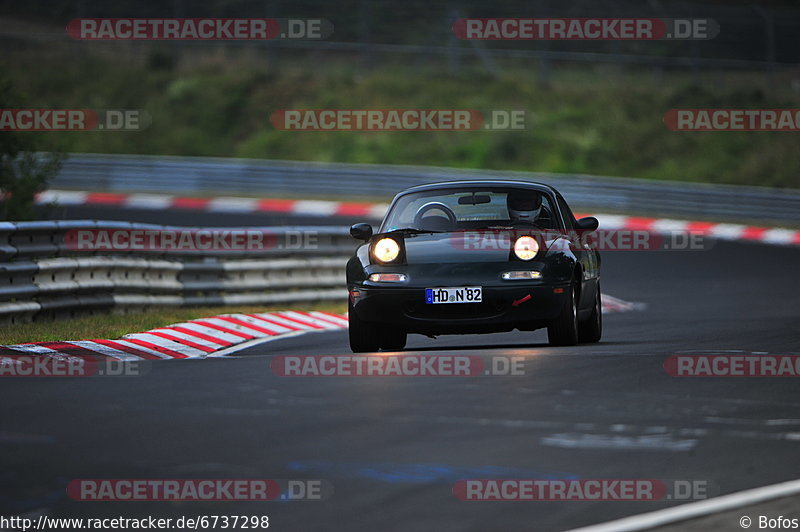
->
<box><xmin>348</xmin><ymin>304</ymin><xmax>381</xmax><ymax>353</ymax></box>
<box><xmin>381</xmin><ymin>329</ymin><xmax>407</xmax><ymax>352</ymax></box>
<box><xmin>578</xmin><ymin>283</ymin><xmax>602</xmax><ymax>344</ymax></box>
<box><xmin>548</xmin><ymin>283</ymin><xmax>579</xmax><ymax>346</ymax></box>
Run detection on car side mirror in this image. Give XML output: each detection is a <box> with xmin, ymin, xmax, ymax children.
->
<box><xmin>350</xmin><ymin>223</ymin><xmax>373</xmax><ymax>241</ymax></box>
<box><xmin>575</xmin><ymin>217</ymin><xmax>599</xmax><ymax>231</ymax></box>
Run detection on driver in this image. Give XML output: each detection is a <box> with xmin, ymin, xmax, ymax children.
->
<box><xmin>506</xmin><ymin>190</ymin><xmax>543</xmax><ymax>225</ymax></box>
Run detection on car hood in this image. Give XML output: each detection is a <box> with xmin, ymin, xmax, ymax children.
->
<box><xmin>400</xmin><ymin>231</ymin><xmax>559</xmax><ymax>263</ymax></box>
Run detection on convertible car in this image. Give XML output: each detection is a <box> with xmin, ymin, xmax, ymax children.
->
<box><xmin>346</xmin><ymin>180</ymin><xmax>602</xmax><ymax>352</ymax></box>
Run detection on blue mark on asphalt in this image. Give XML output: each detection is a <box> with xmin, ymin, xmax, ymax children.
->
<box><xmin>287</xmin><ymin>461</ymin><xmax>579</xmax><ymax>484</ymax></box>
<box><xmin>0</xmin><ymin>474</ymin><xmax>67</xmax><ymax>513</ymax></box>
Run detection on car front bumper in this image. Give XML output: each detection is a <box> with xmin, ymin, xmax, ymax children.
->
<box><xmin>349</xmin><ymin>283</ymin><xmax>571</xmax><ymax>335</ymax></box>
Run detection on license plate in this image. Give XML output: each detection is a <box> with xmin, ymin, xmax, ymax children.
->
<box><xmin>425</xmin><ymin>287</ymin><xmax>483</xmax><ymax>304</ymax></box>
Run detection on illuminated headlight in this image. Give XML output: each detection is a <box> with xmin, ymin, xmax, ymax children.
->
<box><xmin>501</xmin><ymin>271</ymin><xmax>542</xmax><ymax>280</ymax></box>
<box><xmin>513</xmin><ymin>236</ymin><xmax>539</xmax><ymax>260</ymax></box>
<box><xmin>368</xmin><ymin>273</ymin><xmax>408</xmax><ymax>283</ymax></box>
<box><xmin>372</xmin><ymin>238</ymin><xmax>400</xmax><ymax>263</ymax></box>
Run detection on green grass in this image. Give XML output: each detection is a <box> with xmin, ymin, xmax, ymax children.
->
<box><xmin>4</xmin><ymin>46</ymin><xmax>800</xmax><ymax>189</ymax></box>
<box><xmin>0</xmin><ymin>302</ymin><xmax>347</xmax><ymax>345</ymax></box>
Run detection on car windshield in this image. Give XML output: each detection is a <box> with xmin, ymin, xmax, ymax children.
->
<box><xmin>380</xmin><ymin>187</ymin><xmax>562</xmax><ymax>232</ymax></box>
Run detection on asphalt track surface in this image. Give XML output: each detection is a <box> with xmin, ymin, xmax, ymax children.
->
<box><xmin>2</xmin><ymin>208</ymin><xmax>799</xmax><ymax>531</ymax></box>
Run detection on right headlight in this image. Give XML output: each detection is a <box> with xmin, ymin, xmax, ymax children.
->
<box><xmin>372</xmin><ymin>237</ymin><xmax>401</xmax><ymax>263</ymax></box>
<box><xmin>513</xmin><ymin>235</ymin><xmax>539</xmax><ymax>261</ymax></box>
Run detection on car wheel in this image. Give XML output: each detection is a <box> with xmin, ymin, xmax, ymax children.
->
<box><xmin>578</xmin><ymin>282</ymin><xmax>602</xmax><ymax>343</ymax></box>
<box><xmin>547</xmin><ymin>282</ymin><xmax>579</xmax><ymax>346</ymax></box>
<box><xmin>381</xmin><ymin>329</ymin><xmax>407</xmax><ymax>351</ymax></box>
<box><xmin>348</xmin><ymin>304</ymin><xmax>381</xmax><ymax>353</ymax></box>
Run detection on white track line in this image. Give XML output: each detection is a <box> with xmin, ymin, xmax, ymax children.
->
<box><xmin>148</xmin><ymin>328</ymin><xmax>228</xmax><ymax>349</ymax></box>
<box><xmin>567</xmin><ymin>478</ymin><xmax>800</xmax><ymax>532</ymax></box>
<box><xmin>763</xmin><ymin>228</ymin><xmax>797</xmax><ymax>245</ymax></box>
<box><xmin>651</xmin><ymin>219</ymin><xmax>689</xmax><ymax>233</ymax></box>
<box><xmin>108</xmin><ymin>339</ymin><xmax>173</xmax><ymax>359</ymax></box>
<box><xmin>293</xmin><ymin>200</ymin><xmax>339</xmax><ymax>216</ymax></box>
<box><xmin>3</xmin><ymin>344</ymin><xmax>62</xmax><ymax>355</ymax></box>
<box><xmin>244</xmin><ymin>314</ymin><xmax>297</xmax><ymax>333</ymax></box>
<box><xmin>207</xmin><ymin>331</ymin><xmax>309</xmax><ymax>357</ymax></box>
<box><xmin>709</xmin><ymin>223</ymin><xmax>747</xmax><ymax>240</ymax></box>
<box><xmin>225</xmin><ymin>314</ymin><xmax>291</xmax><ymax>334</ymax></box>
<box><xmin>254</xmin><ymin>313</ymin><xmax>318</xmax><ymax>330</ymax></box>
<box><xmin>173</xmin><ymin>322</ymin><xmax>244</xmax><ymax>344</ymax></box>
<box><xmin>125</xmin><ymin>194</ymin><xmax>173</xmax><ymax>209</ymax></box>
<box><xmin>37</xmin><ymin>190</ymin><xmax>88</xmax><ymax>205</ymax></box>
<box><xmin>306</xmin><ymin>311</ymin><xmax>350</xmax><ymax>327</ymax></box>
<box><xmin>121</xmin><ymin>333</ymin><xmax>208</xmax><ymax>358</ymax></box>
<box><xmin>197</xmin><ymin>317</ymin><xmax>272</xmax><ymax>338</ymax></box>
<box><xmin>280</xmin><ymin>310</ymin><xmax>342</xmax><ymax>329</ymax></box>
<box><xmin>208</xmin><ymin>197</ymin><xmax>259</xmax><ymax>212</ymax></box>
<box><xmin>68</xmin><ymin>341</ymin><xmax>141</xmax><ymax>361</ymax></box>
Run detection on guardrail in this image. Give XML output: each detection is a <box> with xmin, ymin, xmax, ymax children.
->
<box><xmin>51</xmin><ymin>154</ymin><xmax>800</xmax><ymax>224</ymax></box>
<box><xmin>0</xmin><ymin>221</ymin><xmax>355</xmax><ymax>325</ymax></box>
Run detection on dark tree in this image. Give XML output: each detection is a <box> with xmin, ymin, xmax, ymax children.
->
<box><xmin>0</xmin><ymin>75</ymin><xmax>64</xmax><ymax>221</ymax></box>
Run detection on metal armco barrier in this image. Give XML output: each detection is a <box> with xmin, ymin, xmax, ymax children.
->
<box><xmin>0</xmin><ymin>221</ymin><xmax>355</xmax><ymax>324</ymax></box>
<box><xmin>51</xmin><ymin>154</ymin><xmax>800</xmax><ymax>224</ymax></box>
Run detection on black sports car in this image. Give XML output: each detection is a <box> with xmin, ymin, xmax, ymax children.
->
<box><xmin>346</xmin><ymin>180</ymin><xmax>602</xmax><ymax>352</ymax></box>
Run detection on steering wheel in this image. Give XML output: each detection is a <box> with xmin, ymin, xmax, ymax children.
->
<box><xmin>413</xmin><ymin>202</ymin><xmax>458</xmax><ymax>229</ymax></box>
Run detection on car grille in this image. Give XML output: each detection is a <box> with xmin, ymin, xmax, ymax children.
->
<box><xmin>403</xmin><ymin>301</ymin><xmax>505</xmax><ymax>320</ymax></box>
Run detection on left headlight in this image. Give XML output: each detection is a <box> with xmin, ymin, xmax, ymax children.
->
<box><xmin>513</xmin><ymin>235</ymin><xmax>539</xmax><ymax>261</ymax></box>
<box><xmin>372</xmin><ymin>237</ymin><xmax>401</xmax><ymax>263</ymax></box>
